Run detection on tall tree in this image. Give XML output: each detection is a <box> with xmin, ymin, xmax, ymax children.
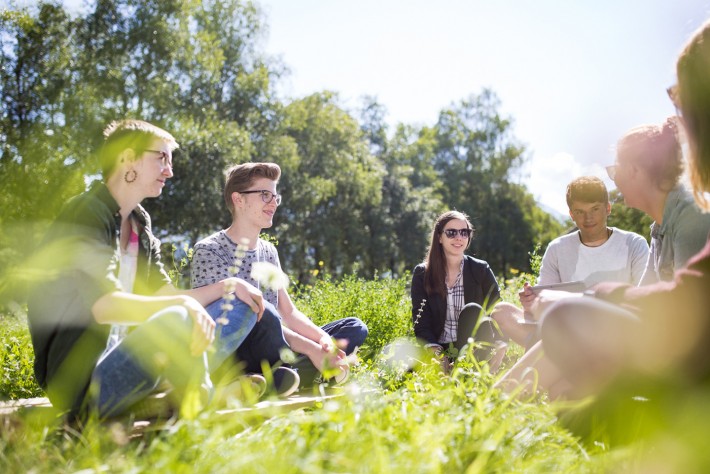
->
<box><xmin>607</xmin><ymin>189</ymin><xmax>652</xmax><ymax>241</ymax></box>
<box><xmin>274</xmin><ymin>92</ymin><xmax>384</xmax><ymax>280</ymax></box>
<box><xmin>431</xmin><ymin>90</ymin><xmax>560</xmax><ymax>276</ymax></box>
<box><xmin>358</xmin><ymin>97</ymin><xmax>445</xmax><ymax>276</ymax></box>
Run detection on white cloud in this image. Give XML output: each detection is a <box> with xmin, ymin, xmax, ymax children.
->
<box><xmin>524</xmin><ymin>152</ymin><xmax>613</xmax><ymax>216</ymax></box>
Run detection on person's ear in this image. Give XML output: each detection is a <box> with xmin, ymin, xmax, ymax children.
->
<box><xmin>118</xmin><ymin>148</ymin><xmax>136</xmax><ymax>165</ymax></box>
<box><xmin>606</xmin><ymin>202</ymin><xmax>612</xmax><ymax>216</ymax></box>
<box><xmin>231</xmin><ymin>191</ymin><xmax>242</xmax><ymax>209</ymax></box>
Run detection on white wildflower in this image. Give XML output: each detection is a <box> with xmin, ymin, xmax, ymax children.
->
<box><xmin>251</xmin><ymin>261</ymin><xmax>289</xmax><ymax>291</ymax></box>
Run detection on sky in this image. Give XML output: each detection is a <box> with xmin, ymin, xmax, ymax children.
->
<box><xmin>254</xmin><ymin>0</ymin><xmax>710</xmax><ymax>216</ymax></box>
<box><xmin>14</xmin><ymin>0</ymin><xmax>710</xmax><ymax>215</ymax></box>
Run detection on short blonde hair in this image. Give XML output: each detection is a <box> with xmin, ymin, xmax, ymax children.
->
<box><xmin>565</xmin><ymin>176</ymin><xmax>608</xmax><ymax>208</ymax></box>
<box><xmin>100</xmin><ymin>120</ymin><xmax>178</xmax><ymax>178</ymax></box>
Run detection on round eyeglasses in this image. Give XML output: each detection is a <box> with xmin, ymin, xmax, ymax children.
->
<box><xmin>239</xmin><ymin>189</ymin><xmax>282</xmax><ymax>205</ymax></box>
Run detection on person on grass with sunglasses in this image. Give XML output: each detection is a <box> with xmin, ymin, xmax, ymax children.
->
<box><xmin>490</xmin><ymin>176</ymin><xmax>649</xmax><ymax>352</ymax></box>
<box><xmin>410</xmin><ymin>210</ymin><xmax>501</xmax><ymax>366</ymax></box>
<box><xmin>191</xmin><ymin>162</ymin><xmax>368</xmax><ymax>389</ymax></box>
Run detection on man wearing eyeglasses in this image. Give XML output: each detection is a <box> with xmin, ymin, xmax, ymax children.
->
<box><xmin>190</xmin><ymin>162</ymin><xmax>368</xmax><ymax>391</ymax></box>
<box><xmin>491</xmin><ymin>176</ymin><xmax>649</xmax><ymax>349</ymax></box>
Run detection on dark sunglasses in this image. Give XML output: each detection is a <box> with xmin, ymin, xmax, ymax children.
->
<box><xmin>443</xmin><ymin>228</ymin><xmax>472</xmax><ymax>239</ymax></box>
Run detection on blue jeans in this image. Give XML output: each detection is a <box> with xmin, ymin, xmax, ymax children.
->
<box><xmin>91</xmin><ymin>299</ymin><xmax>257</xmax><ymax>418</ymax></box>
<box><xmin>322</xmin><ymin>317</ymin><xmax>369</xmax><ymax>355</ymax></box>
<box><xmin>223</xmin><ymin>304</ymin><xmax>368</xmax><ymax>385</ymax></box>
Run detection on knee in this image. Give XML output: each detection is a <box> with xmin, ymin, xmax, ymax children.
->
<box><xmin>344</xmin><ymin>317</ymin><xmax>369</xmax><ymax>350</ymax></box>
<box><xmin>539</xmin><ymin>300</ymin><xmax>581</xmax><ymax>342</ymax></box>
<box><xmin>490</xmin><ymin>303</ymin><xmax>521</xmax><ymax>331</ymax></box>
<box><xmin>147</xmin><ymin>305</ymin><xmax>192</xmax><ymax>328</ymax></box>
<box><xmin>350</xmin><ymin>317</ymin><xmax>369</xmax><ymax>340</ymax></box>
<box><xmin>259</xmin><ymin>308</ymin><xmax>283</xmax><ymax>331</ymax></box>
<box><xmin>490</xmin><ymin>302</ymin><xmax>520</xmax><ymax>320</ymax></box>
<box><xmin>460</xmin><ymin>303</ymin><xmax>483</xmax><ymax>320</ymax></box>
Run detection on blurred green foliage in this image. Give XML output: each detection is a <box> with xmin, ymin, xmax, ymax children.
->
<box><xmin>0</xmin><ymin>311</ymin><xmax>43</xmax><ymax>399</ymax></box>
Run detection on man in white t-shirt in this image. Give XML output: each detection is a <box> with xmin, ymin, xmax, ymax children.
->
<box><xmin>491</xmin><ymin>176</ymin><xmax>649</xmax><ymax>349</ymax></box>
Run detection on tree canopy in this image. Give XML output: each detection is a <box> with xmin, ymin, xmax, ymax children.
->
<box><xmin>1</xmin><ymin>0</ymin><xmax>566</xmax><ymax>302</ymax></box>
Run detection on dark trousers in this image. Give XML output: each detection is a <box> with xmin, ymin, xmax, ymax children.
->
<box><xmin>226</xmin><ymin>301</ymin><xmax>368</xmax><ymax>384</ymax></box>
<box><xmin>292</xmin><ymin>317</ymin><xmax>369</xmax><ymax>385</ymax></box>
<box><xmin>451</xmin><ymin>303</ymin><xmax>498</xmax><ymax>359</ymax></box>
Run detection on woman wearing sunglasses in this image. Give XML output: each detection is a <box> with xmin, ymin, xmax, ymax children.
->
<box><xmin>411</xmin><ymin>210</ymin><xmax>501</xmax><ymax>364</ymax></box>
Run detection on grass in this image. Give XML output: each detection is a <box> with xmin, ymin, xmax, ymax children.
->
<box><xmin>1</xmin><ymin>271</ymin><xmax>708</xmax><ymax>472</ymax></box>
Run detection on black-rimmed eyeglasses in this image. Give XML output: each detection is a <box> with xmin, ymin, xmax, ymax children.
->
<box><xmin>443</xmin><ymin>228</ymin><xmax>472</xmax><ymax>239</ymax></box>
<box><xmin>239</xmin><ymin>189</ymin><xmax>282</xmax><ymax>205</ymax></box>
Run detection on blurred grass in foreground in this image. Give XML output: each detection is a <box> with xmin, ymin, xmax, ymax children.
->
<box><xmin>3</xmin><ymin>271</ymin><xmax>710</xmax><ymax>472</ymax></box>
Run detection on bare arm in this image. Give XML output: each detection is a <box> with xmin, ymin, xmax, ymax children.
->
<box><xmin>277</xmin><ymin>288</ymin><xmax>346</xmax><ymax>374</ymax></box>
<box><xmin>91</xmin><ymin>291</ymin><xmax>215</xmax><ymax>355</ymax></box>
<box><xmin>277</xmin><ymin>288</ymin><xmax>330</xmax><ymax>345</ymax></box>
<box><xmin>158</xmin><ymin>277</ymin><xmax>265</xmax><ymax>320</ymax></box>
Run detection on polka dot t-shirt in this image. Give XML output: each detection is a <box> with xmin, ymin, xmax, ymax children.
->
<box><xmin>190</xmin><ymin>230</ymin><xmax>280</xmax><ymax>306</ymax></box>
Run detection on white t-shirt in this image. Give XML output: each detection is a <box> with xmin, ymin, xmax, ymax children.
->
<box><xmin>538</xmin><ymin>227</ymin><xmax>649</xmax><ymax>288</ymax></box>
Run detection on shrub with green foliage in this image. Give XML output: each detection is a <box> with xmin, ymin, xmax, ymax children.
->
<box><xmin>292</xmin><ymin>273</ymin><xmax>412</xmax><ymax>360</ymax></box>
<box><xmin>0</xmin><ymin>312</ymin><xmax>42</xmax><ymax>399</ymax></box>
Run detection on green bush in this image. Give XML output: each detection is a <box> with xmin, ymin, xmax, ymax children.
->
<box><xmin>292</xmin><ymin>273</ymin><xmax>413</xmax><ymax>360</ymax></box>
<box><xmin>0</xmin><ymin>312</ymin><xmax>43</xmax><ymax>400</ymax></box>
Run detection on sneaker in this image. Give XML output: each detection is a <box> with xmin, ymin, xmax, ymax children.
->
<box><xmin>313</xmin><ymin>365</ymin><xmax>350</xmax><ymax>387</ymax></box>
<box><xmin>333</xmin><ymin>365</ymin><xmax>350</xmax><ymax>385</ymax></box>
<box><xmin>272</xmin><ymin>366</ymin><xmax>300</xmax><ymax>397</ymax></box>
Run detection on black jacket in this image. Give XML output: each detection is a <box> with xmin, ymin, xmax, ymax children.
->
<box><xmin>27</xmin><ymin>182</ymin><xmax>171</xmax><ymax>415</ymax></box>
<box><xmin>411</xmin><ymin>255</ymin><xmax>500</xmax><ymax>344</ymax></box>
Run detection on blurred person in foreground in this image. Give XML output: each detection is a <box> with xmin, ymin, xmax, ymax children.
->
<box><xmin>27</xmin><ymin>120</ymin><xmax>265</xmax><ymax>421</ymax></box>
<box><xmin>496</xmin><ymin>19</ymin><xmax>710</xmax><ymax>400</ymax></box>
<box><xmin>607</xmin><ymin>117</ymin><xmax>710</xmax><ymax>285</ymax></box>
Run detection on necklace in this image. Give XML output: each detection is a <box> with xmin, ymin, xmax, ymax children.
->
<box><xmin>580</xmin><ymin>228</ymin><xmax>612</xmax><ymax>247</ymax></box>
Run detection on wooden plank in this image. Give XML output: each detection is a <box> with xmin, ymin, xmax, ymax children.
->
<box><xmin>0</xmin><ymin>397</ymin><xmax>52</xmax><ymax>416</ymax></box>
<box><xmin>216</xmin><ymin>390</ymin><xmax>345</xmax><ymax>416</ymax></box>
<box><xmin>0</xmin><ymin>389</ymin><xmax>346</xmax><ymax>422</ymax></box>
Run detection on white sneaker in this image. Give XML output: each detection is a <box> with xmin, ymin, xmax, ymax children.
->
<box><xmin>272</xmin><ymin>367</ymin><xmax>300</xmax><ymax>397</ymax></box>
